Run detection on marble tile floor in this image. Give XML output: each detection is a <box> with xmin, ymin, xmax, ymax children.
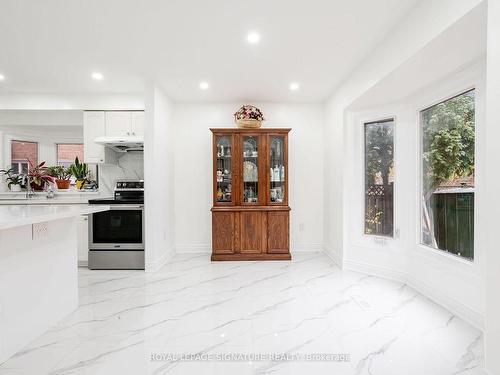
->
<box><xmin>0</xmin><ymin>253</ymin><xmax>485</xmax><ymax>375</ymax></box>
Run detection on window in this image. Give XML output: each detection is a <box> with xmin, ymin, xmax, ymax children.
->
<box><xmin>364</xmin><ymin>119</ymin><xmax>394</xmax><ymax>237</ymax></box>
<box><xmin>11</xmin><ymin>140</ymin><xmax>38</xmax><ymax>174</ymax></box>
<box><xmin>421</xmin><ymin>89</ymin><xmax>475</xmax><ymax>260</ymax></box>
<box><xmin>57</xmin><ymin>144</ymin><xmax>84</xmax><ymax>167</ymax></box>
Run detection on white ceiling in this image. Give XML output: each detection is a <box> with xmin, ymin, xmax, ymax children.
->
<box><xmin>0</xmin><ymin>110</ymin><xmax>83</xmax><ymax>126</ymax></box>
<box><xmin>0</xmin><ymin>0</ymin><xmax>419</xmax><ymax>102</ymax></box>
<box><xmin>348</xmin><ymin>2</ymin><xmax>487</xmax><ymax>110</ymax></box>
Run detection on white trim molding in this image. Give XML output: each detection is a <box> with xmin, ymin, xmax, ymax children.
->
<box><xmin>323</xmin><ymin>244</ymin><xmax>343</xmax><ymax>268</ymax></box>
<box><xmin>175</xmin><ymin>242</ymin><xmax>324</xmax><ymax>254</ymax></box>
<box><xmin>291</xmin><ymin>243</ymin><xmax>323</xmax><ymax>252</ymax></box>
<box><xmin>145</xmin><ymin>246</ymin><xmax>176</xmax><ymax>273</ymax></box>
<box><xmin>344</xmin><ymin>258</ymin><xmax>484</xmax><ymax>331</ymax></box>
<box><xmin>175</xmin><ymin>244</ymin><xmax>211</xmax><ymax>254</ymax></box>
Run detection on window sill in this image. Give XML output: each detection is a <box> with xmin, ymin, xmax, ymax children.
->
<box><xmin>415</xmin><ymin>243</ymin><xmax>475</xmax><ymax>266</ymax></box>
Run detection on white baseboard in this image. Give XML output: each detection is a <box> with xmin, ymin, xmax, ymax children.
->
<box><xmin>175</xmin><ymin>244</ymin><xmax>211</xmax><ymax>253</ymax></box>
<box><xmin>77</xmin><ymin>260</ymin><xmax>88</xmax><ymax>267</ymax></box>
<box><xmin>322</xmin><ymin>245</ymin><xmax>342</xmax><ymax>268</ymax></box>
<box><xmin>175</xmin><ymin>243</ymin><xmax>324</xmax><ymax>254</ymax></box>
<box><xmin>145</xmin><ymin>247</ymin><xmax>175</xmax><ymax>272</ymax></box>
<box><xmin>343</xmin><ymin>258</ymin><xmax>484</xmax><ymax>331</ymax></box>
<box><xmin>406</xmin><ymin>273</ymin><xmax>484</xmax><ymax>331</ymax></box>
<box><xmin>291</xmin><ymin>243</ymin><xmax>323</xmax><ymax>252</ymax></box>
<box><xmin>344</xmin><ymin>259</ymin><xmax>406</xmax><ymax>283</ymax></box>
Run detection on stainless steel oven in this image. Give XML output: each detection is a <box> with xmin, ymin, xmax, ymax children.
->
<box><xmin>88</xmin><ymin>180</ymin><xmax>145</xmax><ymax>270</ymax></box>
<box><xmin>89</xmin><ymin>205</ymin><xmax>144</xmax><ymax>250</ymax></box>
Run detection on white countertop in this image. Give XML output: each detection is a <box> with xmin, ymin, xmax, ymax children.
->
<box><xmin>0</xmin><ymin>191</ymin><xmax>102</xmax><ymax>205</ymax></box>
<box><xmin>0</xmin><ymin>204</ymin><xmax>110</xmax><ymax>230</ymax></box>
<box><xmin>0</xmin><ymin>198</ymin><xmax>94</xmax><ymax>205</ymax></box>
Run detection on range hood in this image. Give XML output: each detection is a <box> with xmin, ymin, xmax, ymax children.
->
<box><xmin>94</xmin><ymin>136</ymin><xmax>144</xmax><ymax>153</ymax></box>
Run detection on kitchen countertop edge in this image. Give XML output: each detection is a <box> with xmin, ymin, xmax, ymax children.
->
<box><xmin>0</xmin><ymin>205</ymin><xmax>110</xmax><ymax>231</ymax></box>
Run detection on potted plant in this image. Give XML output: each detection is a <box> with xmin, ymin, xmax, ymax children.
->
<box><xmin>27</xmin><ymin>160</ymin><xmax>54</xmax><ymax>191</ymax></box>
<box><xmin>47</xmin><ymin>166</ymin><xmax>72</xmax><ymax>190</ymax></box>
<box><xmin>68</xmin><ymin>157</ymin><xmax>88</xmax><ymax>190</ymax></box>
<box><xmin>0</xmin><ymin>168</ymin><xmax>25</xmax><ymax>192</ymax></box>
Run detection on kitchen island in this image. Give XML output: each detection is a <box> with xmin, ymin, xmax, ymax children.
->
<box><xmin>0</xmin><ymin>204</ymin><xmax>109</xmax><ymax>363</ymax></box>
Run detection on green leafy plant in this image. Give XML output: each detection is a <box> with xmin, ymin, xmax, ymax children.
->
<box><xmin>421</xmin><ymin>91</ymin><xmax>475</xmax><ymax>248</ymax></box>
<box><xmin>47</xmin><ymin>166</ymin><xmax>72</xmax><ymax>180</ymax></box>
<box><xmin>27</xmin><ymin>160</ymin><xmax>54</xmax><ymax>190</ymax></box>
<box><xmin>68</xmin><ymin>157</ymin><xmax>89</xmax><ymax>181</ymax></box>
<box><xmin>422</xmin><ymin>92</ymin><xmax>475</xmax><ymax>194</ymax></box>
<box><xmin>0</xmin><ymin>167</ymin><xmax>26</xmax><ymax>189</ymax></box>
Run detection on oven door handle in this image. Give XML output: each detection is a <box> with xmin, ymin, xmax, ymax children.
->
<box><xmin>105</xmin><ymin>205</ymin><xmax>143</xmax><ymax>210</ymax></box>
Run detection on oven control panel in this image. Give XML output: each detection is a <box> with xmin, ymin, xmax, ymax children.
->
<box><xmin>115</xmin><ymin>181</ymin><xmax>144</xmax><ymax>190</ymax></box>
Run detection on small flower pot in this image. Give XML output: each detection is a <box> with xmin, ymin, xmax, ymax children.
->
<box><xmin>56</xmin><ymin>179</ymin><xmax>71</xmax><ymax>190</ymax></box>
<box><xmin>10</xmin><ymin>184</ymin><xmax>22</xmax><ymax>192</ymax></box>
<box><xmin>30</xmin><ymin>182</ymin><xmax>45</xmax><ymax>191</ymax></box>
<box><xmin>75</xmin><ymin>180</ymin><xmax>85</xmax><ymax>190</ymax></box>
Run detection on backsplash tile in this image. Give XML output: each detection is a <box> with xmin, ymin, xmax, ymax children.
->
<box><xmin>97</xmin><ymin>152</ymin><xmax>144</xmax><ymax>196</ymax></box>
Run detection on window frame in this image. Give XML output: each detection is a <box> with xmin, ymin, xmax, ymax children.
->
<box><xmin>362</xmin><ymin>117</ymin><xmax>396</xmax><ymax>239</ymax></box>
<box><xmin>55</xmin><ymin>142</ymin><xmax>84</xmax><ymax>167</ymax></box>
<box><xmin>10</xmin><ymin>139</ymin><xmax>39</xmax><ymax>173</ymax></box>
<box><xmin>417</xmin><ymin>86</ymin><xmax>476</xmax><ymax>262</ymax></box>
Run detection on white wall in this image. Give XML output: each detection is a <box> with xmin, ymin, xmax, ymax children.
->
<box><xmin>344</xmin><ymin>62</ymin><xmax>486</xmax><ymax>330</ymax></box>
<box><xmin>173</xmin><ymin>102</ymin><xmax>324</xmax><ymax>253</ymax></box>
<box><xmin>144</xmin><ymin>84</ymin><xmax>175</xmax><ymax>271</ymax></box>
<box><xmin>484</xmin><ymin>1</ymin><xmax>500</xmax><ymax>373</ymax></box>
<box><xmin>322</xmin><ymin>0</ymin><xmax>487</xmax><ymax>330</ymax></box>
<box><xmin>323</xmin><ymin>0</ymin><xmax>484</xmax><ymax>265</ymax></box>
<box><xmin>0</xmin><ymin>93</ymin><xmax>144</xmax><ymax>111</ymax></box>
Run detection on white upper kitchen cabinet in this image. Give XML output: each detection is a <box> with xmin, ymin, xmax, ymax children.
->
<box><xmin>105</xmin><ymin>111</ymin><xmax>144</xmax><ymax>137</ymax></box>
<box><xmin>83</xmin><ymin>110</ymin><xmax>144</xmax><ymax>164</ymax></box>
<box><xmin>83</xmin><ymin>111</ymin><xmax>106</xmax><ymax>164</ymax></box>
<box><xmin>105</xmin><ymin>111</ymin><xmax>133</xmax><ymax>137</ymax></box>
<box><xmin>131</xmin><ymin>111</ymin><xmax>145</xmax><ymax>136</ymax></box>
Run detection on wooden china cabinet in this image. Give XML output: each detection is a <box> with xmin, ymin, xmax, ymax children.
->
<box><xmin>210</xmin><ymin>128</ymin><xmax>291</xmax><ymax>261</ymax></box>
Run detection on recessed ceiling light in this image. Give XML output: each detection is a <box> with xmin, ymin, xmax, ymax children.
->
<box><xmin>199</xmin><ymin>81</ymin><xmax>209</xmax><ymax>90</ymax></box>
<box><xmin>247</xmin><ymin>32</ymin><xmax>261</xmax><ymax>44</ymax></box>
<box><xmin>0</xmin><ymin>74</ymin><xmax>5</xmax><ymax>81</ymax></box>
<box><xmin>91</xmin><ymin>72</ymin><xmax>104</xmax><ymax>81</ymax></box>
<box><xmin>289</xmin><ymin>82</ymin><xmax>300</xmax><ymax>91</ymax></box>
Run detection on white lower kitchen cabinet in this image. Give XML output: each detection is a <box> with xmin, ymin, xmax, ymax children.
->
<box><xmin>77</xmin><ymin>215</ymin><xmax>89</xmax><ymax>266</ymax></box>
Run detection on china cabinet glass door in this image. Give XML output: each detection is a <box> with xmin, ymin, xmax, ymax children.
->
<box><xmin>242</xmin><ymin>135</ymin><xmax>259</xmax><ymax>204</ymax></box>
<box><xmin>269</xmin><ymin>135</ymin><xmax>286</xmax><ymax>204</ymax></box>
<box><xmin>215</xmin><ymin>135</ymin><xmax>233</xmax><ymax>204</ymax></box>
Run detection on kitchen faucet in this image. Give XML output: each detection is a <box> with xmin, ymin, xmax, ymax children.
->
<box><xmin>25</xmin><ymin>176</ymin><xmax>36</xmax><ymax>199</ymax></box>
